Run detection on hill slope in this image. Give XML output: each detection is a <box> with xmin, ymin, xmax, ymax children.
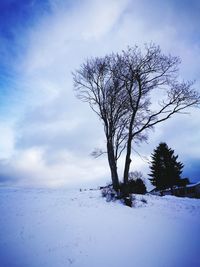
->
<box><xmin>0</xmin><ymin>188</ymin><xmax>200</xmax><ymax>267</ymax></box>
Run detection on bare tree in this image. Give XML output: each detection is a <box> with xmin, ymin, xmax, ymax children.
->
<box><xmin>73</xmin><ymin>56</ymin><xmax>128</xmax><ymax>190</ymax></box>
<box><xmin>73</xmin><ymin>44</ymin><xmax>200</xmax><ymax>191</ymax></box>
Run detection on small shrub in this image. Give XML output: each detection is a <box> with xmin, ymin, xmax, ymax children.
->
<box><xmin>101</xmin><ymin>187</ymin><xmax>116</xmax><ymax>202</ymax></box>
<box><xmin>101</xmin><ymin>188</ymin><xmax>107</xmax><ymax>197</ymax></box>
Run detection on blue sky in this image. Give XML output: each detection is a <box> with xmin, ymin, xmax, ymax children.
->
<box><xmin>0</xmin><ymin>0</ymin><xmax>200</xmax><ymax>188</ymax></box>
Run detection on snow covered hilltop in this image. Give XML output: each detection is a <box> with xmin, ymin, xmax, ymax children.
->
<box><xmin>0</xmin><ymin>188</ymin><xmax>200</xmax><ymax>267</ymax></box>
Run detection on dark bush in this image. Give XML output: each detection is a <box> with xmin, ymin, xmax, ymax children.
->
<box><xmin>176</xmin><ymin>178</ymin><xmax>190</xmax><ymax>187</ymax></box>
<box><xmin>134</xmin><ymin>178</ymin><xmax>147</xmax><ymax>194</ymax></box>
<box><xmin>122</xmin><ymin>179</ymin><xmax>147</xmax><ymax>194</ymax></box>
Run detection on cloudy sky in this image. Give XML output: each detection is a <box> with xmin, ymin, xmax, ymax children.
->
<box><xmin>0</xmin><ymin>0</ymin><xmax>200</xmax><ymax>188</ymax></box>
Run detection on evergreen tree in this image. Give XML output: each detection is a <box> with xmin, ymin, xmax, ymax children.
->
<box><xmin>149</xmin><ymin>143</ymin><xmax>184</xmax><ymax>190</ymax></box>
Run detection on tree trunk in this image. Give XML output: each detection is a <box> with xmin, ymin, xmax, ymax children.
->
<box><xmin>107</xmin><ymin>141</ymin><xmax>119</xmax><ymax>191</ymax></box>
<box><xmin>123</xmin><ymin>115</ymin><xmax>134</xmax><ymax>184</ymax></box>
<box><xmin>123</xmin><ymin>137</ymin><xmax>132</xmax><ymax>185</ymax></box>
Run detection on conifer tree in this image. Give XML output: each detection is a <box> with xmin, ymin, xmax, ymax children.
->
<box><xmin>149</xmin><ymin>143</ymin><xmax>184</xmax><ymax>190</ymax></box>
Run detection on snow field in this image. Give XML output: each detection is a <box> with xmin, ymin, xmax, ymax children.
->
<box><xmin>0</xmin><ymin>188</ymin><xmax>200</xmax><ymax>267</ymax></box>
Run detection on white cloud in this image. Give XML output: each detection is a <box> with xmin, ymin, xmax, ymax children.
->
<box><xmin>80</xmin><ymin>0</ymin><xmax>131</xmax><ymax>40</ymax></box>
<box><xmin>0</xmin><ymin>147</ymin><xmax>110</xmax><ymax>188</ymax></box>
<box><xmin>22</xmin><ymin>0</ymin><xmax>130</xmax><ymax>74</ymax></box>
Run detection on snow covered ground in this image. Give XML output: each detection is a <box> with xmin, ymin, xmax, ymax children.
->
<box><xmin>0</xmin><ymin>188</ymin><xmax>200</xmax><ymax>267</ymax></box>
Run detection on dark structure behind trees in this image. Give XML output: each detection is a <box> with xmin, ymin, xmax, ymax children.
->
<box><xmin>73</xmin><ymin>43</ymin><xmax>200</xmax><ymax>191</ymax></box>
<box><xmin>149</xmin><ymin>142</ymin><xmax>188</xmax><ymax>190</ymax></box>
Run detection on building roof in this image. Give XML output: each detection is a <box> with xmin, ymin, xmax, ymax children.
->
<box><xmin>186</xmin><ymin>181</ymin><xmax>200</xmax><ymax>188</ymax></box>
<box><xmin>149</xmin><ymin>181</ymin><xmax>200</xmax><ymax>193</ymax></box>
